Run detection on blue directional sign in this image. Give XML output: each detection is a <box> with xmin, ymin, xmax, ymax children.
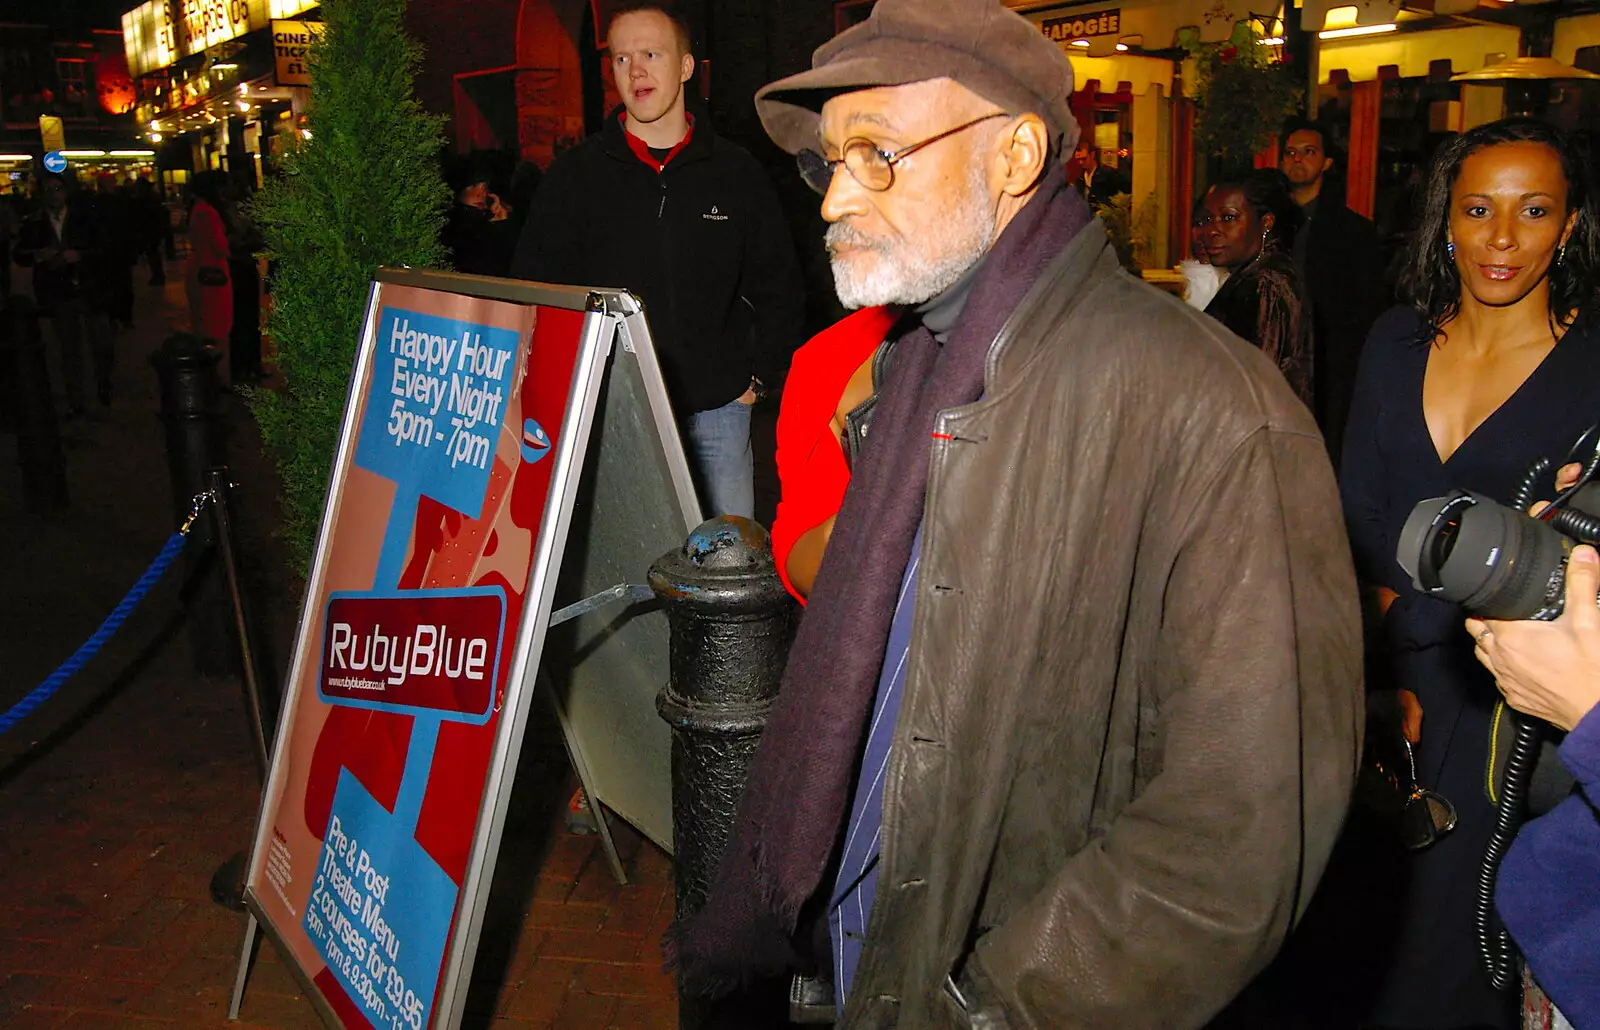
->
<box><xmin>42</xmin><ymin>151</ymin><xmax>66</xmax><ymax>173</ymax></box>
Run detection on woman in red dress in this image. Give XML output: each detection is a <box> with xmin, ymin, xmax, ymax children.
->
<box><xmin>770</xmin><ymin>305</ymin><xmax>900</xmax><ymax>601</ymax></box>
<box><xmin>184</xmin><ymin>171</ymin><xmax>233</xmax><ymax>377</ymax></box>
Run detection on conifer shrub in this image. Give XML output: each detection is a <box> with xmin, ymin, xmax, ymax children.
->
<box><xmin>251</xmin><ymin>0</ymin><xmax>450</xmax><ymax>569</ymax></box>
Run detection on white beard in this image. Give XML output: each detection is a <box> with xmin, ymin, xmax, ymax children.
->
<box><xmin>827</xmin><ymin>159</ymin><xmax>996</xmax><ymax>310</ymax></box>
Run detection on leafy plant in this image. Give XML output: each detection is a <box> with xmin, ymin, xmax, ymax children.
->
<box><xmin>1096</xmin><ymin>191</ymin><xmax>1158</xmax><ymax>272</ymax></box>
<box><xmin>250</xmin><ymin>0</ymin><xmax>450</xmax><ymax>569</ymax></box>
<box><xmin>1183</xmin><ymin>22</ymin><xmax>1303</xmax><ymax>174</ymax></box>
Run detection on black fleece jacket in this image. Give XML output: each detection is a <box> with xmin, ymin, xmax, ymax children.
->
<box><xmin>511</xmin><ymin>109</ymin><xmax>804</xmax><ymax>414</ymax></box>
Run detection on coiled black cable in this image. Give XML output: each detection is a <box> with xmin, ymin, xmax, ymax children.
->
<box><xmin>1476</xmin><ymin>707</ymin><xmax>1539</xmax><ymax>990</ymax></box>
<box><xmin>1549</xmin><ymin>507</ymin><xmax>1600</xmax><ymax>544</ymax></box>
<box><xmin>1475</xmin><ymin>436</ymin><xmax>1600</xmax><ymax>989</ymax></box>
<box><xmin>1475</xmin><ymin>458</ymin><xmax>1550</xmax><ymax>989</ymax></box>
<box><xmin>1509</xmin><ymin>456</ymin><xmax>1551</xmax><ymax>513</ymax></box>
<box><xmin>1476</xmin><ymin>457</ymin><xmax>1552</xmax><ymax>990</ymax></box>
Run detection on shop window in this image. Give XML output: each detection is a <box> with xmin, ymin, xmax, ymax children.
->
<box><xmin>55</xmin><ymin>57</ymin><xmax>91</xmax><ymax>117</ymax></box>
<box><xmin>1371</xmin><ymin>72</ymin><xmax>1459</xmax><ymax>277</ymax></box>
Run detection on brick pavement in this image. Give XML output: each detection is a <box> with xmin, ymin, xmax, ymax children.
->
<box><xmin>0</xmin><ymin>269</ymin><xmax>681</xmax><ymax>1028</ymax></box>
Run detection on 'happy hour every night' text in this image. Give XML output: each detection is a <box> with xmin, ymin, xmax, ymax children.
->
<box><xmin>384</xmin><ymin>316</ymin><xmax>511</xmax><ymax>471</ymax></box>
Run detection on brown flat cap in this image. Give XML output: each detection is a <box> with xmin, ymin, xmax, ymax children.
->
<box><xmin>754</xmin><ymin>0</ymin><xmax>1078</xmax><ymax>156</ymax></box>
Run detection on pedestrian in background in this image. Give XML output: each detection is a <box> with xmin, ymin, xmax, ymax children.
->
<box><xmin>511</xmin><ymin>0</ymin><xmax>804</xmax><ymax>519</ymax></box>
<box><xmin>225</xmin><ymin>177</ymin><xmax>265</xmax><ymax>384</ymax></box>
<box><xmin>1179</xmin><ymin>194</ymin><xmax>1223</xmax><ymax>312</ymax></box>
<box><xmin>445</xmin><ymin>169</ymin><xmax>516</xmax><ymax>278</ymax></box>
<box><xmin>92</xmin><ymin>174</ymin><xmax>138</xmax><ymax>331</ymax></box>
<box><xmin>184</xmin><ymin>171</ymin><xmax>232</xmax><ymax>381</ymax></box>
<box><xmin>1071</xmin><ymin>138</ymin><xmax>1129</xmax><ymax>206</ymax></box>
<box><xmin>14</xmin><ymin>172</ymin><xmax>114</xmax><ymax>415</ymax></box>
<box><xmin>1195</xmin><ymin>168</ymin><xmax>1313</xmax><ymax>407</ymax></box>
<box><xmin>133</xmin><ymin>178</ymin><xmax>167</xmax><ymax>286</ymax></box>
<box><xmin>0</xmin><ymin>188</ymin><xmax>17</xmax><ymax>298</ymax></box>
<box><xmin>1281</xmin><ymin>116</ymin><xmax>1386</xmax><ymax>464</ymax></box>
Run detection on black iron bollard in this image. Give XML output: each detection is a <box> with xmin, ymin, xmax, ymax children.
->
<box><xmin>0</xmin><ymin>296</ymin><xmax>69</xmax><ymax>513</ymax></box>
<box><xmin>149</xmin><ymin>335</ymin><xmax>233</xmax><ymax>676</ymax></box>
<box><xmin>651</xmin><ymin>516</ymin><xmax>797</xmax><ymax>1030</ymax></box>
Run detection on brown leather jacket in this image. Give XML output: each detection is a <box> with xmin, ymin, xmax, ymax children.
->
<box><xmin>839</xmin><ymin>226</ymin><xmax>1364</xmax><ymax>1028</ymax></box>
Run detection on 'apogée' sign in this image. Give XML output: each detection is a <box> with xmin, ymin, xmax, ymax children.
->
<box><xmin>1039</xmin><ymin>8</ymin><xmax>1123</xmax><ymax>43</ymax></box>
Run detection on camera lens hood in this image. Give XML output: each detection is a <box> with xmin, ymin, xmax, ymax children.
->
<box><xmin>1398</xmin><ymin>490</ymin><xmax>1570</xmax><ymax>620</ymax></box>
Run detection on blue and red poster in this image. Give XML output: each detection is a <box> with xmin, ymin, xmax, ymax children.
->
<box><xmin>246</xmin><ymin>281</ymin><xmax>599</xmax><ymax>1029</ymax></box>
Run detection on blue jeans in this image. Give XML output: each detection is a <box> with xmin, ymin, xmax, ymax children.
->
<box><xmin>684</xmin><ymin>398</ymin><xmax>754</xmax><ymax>519</ymax></box>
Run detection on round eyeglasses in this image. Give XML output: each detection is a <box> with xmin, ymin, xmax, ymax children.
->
<box><xmin>796</xmin><ymin>112</ymin><xmax>1010</xmax><ymax>196</ymax></box>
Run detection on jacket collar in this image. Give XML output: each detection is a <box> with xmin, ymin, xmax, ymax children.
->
<box><xmin>601</xmin><ymin>105</ymin><xmax>712</xmax><ymax>169</ymax></box>
<box><xmin>984</xmin><ymin>214</ymin><xmax>1114</xmax><ymax>388</ymax></box>
<box><xmin>1307</xmin><ymin>184</ymin><xmax>1351</xmax><ymax>221</ymax></box>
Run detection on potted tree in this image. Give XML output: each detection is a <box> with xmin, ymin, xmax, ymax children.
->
<box><xmin>250</xmin><ymin>0</ymin><xmax>451</xmax><ymax>568</ymax></box>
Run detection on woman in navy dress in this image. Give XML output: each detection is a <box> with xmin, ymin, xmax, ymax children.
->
<box><xmin>1341</xmin><ymin>118</ymin><xmax>1600</xmax><ymax>1029</ymax></box>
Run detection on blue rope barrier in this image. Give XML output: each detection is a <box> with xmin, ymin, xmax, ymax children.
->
<box><xmin>0</xmin><ymin>531</ymin><xmax>190</xmax><ymax>736</ymax></box>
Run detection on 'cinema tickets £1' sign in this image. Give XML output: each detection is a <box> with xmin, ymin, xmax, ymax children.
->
<box><xmin>122</xmin><ymin>0</ymin><xmax>320</xmax><ymax>77</ymax></box>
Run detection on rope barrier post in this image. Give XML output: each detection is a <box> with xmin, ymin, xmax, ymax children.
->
<box><xmin>205</xmin><ymin>468</ymin><xmax>274</xmax><ymax>777</ymax></box>
<box><xmin>1</xmin><ymin>295</ymin><xmax>69</xmax><ymax>514</ymax></box>
<box><xmin>149</xmin><ymin>334</ymin><xmax>233</xmax><ymax>677</ymax></box>
<box><xmin>197</xmin><ymin>469</ymin><xmax>279</xmax><ymax>915</ymax></box>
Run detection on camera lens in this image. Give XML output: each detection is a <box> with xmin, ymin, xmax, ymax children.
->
<box><xmin>1428</xmin><ymin>514</ymin><xmax>1462</xmax><ymax>571</ymax></box>
<box><xmin>1398</xmin><ymin>491</ymin><xmax>1571</xmax><ymax>620</ymax></box>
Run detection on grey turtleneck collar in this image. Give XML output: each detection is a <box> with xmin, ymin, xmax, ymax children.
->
<box><xmin>915</xmin><ymin>256</ymin><xmax>986</xmax><ymax>343</ymax></box>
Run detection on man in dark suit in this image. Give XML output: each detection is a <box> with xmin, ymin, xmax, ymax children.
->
<box><xmin>14</xmin><ymin>173</ymin><xmax>113</xmax><ymax>414</ymax></box>
<box><xmin>1072</xmin><ymin>140</ymin><xmax>1129</xmax><ymax>207</ymax></box>
<box><xmin>1281</xmin><ymin>117</ymin><xmax>1386</xmax><ymax>464</ymax></box>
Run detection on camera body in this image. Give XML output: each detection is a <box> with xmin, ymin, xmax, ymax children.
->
<box><xmin>1397</xmin><ymin>483</ymin><xmax>1600</xmax><ymax>621</ymax></box>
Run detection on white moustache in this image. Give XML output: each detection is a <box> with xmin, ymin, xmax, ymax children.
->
<box><xmin>825</xmin><ymin>223</ymin><xmax>887</xmax><ymax>255</ymax></box>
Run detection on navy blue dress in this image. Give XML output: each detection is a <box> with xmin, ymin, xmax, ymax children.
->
<box><xmin>1340</xmin><ymin>305</ymin><xmax>1600</xmax><ymax>1029</ymax></box>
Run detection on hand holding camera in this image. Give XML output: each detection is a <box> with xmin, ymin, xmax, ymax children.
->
<box><xmin>1467</xmin><ymin>545</ymin><xmax>1600</xmax><ymax>732</ymax></box>
<box><xmin>1399</xmin><ymin>443</ymin><xmax>1600</xmax><ymax>731</ymax></box>
<box><xmin>1461</xmin><ymin>459</ymin><xmax>1600</xmax><ymax>733</ymax></box>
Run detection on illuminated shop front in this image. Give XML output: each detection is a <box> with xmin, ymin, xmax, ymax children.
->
<box><xmin>1303</xmin><ymin>0</ymin><xmax>1600</xmax><ymax>253</ymax></box>
<box><xmin>0</xmin><ymin>21</ymin><xmax>152</xmax><ymax>189</ymax></box>
<box><xmin>120</xmin><ymin>0</ymin><xmax>321</xmax><ymax>190</ymax></box>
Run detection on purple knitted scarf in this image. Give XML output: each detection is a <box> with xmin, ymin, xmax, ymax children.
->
<box><xmin>669</xmin><ymin>168</ymin><xmax>1090</xmax><ymax>994</ymax></box>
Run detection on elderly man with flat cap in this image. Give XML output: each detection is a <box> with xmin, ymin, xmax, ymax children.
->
<box><xmin>668</xmin><ymin>1</ymin><xmax>1364</xmax><ymax>1026</ymax></box>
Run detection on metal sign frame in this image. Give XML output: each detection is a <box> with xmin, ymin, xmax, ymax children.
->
<box><xmin>537</xmin><ymin>288</ymin><xmax>701</xmax><ymax>861</ymax></box>
<box><xmin>231</xmin><ymin>270</ymin><xmax>697</xmax><ymax>1030</ymax></box>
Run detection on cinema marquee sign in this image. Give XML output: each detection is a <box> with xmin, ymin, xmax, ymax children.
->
<box><xmin>1039</xmin><ymin>7</ymin><xmax>1123</xmax><ymax>42</ymax></box>
<box><xmin>122</xmin><ymin>0</ymin><xmax>320</xmax><ymax>77</ymax></box>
